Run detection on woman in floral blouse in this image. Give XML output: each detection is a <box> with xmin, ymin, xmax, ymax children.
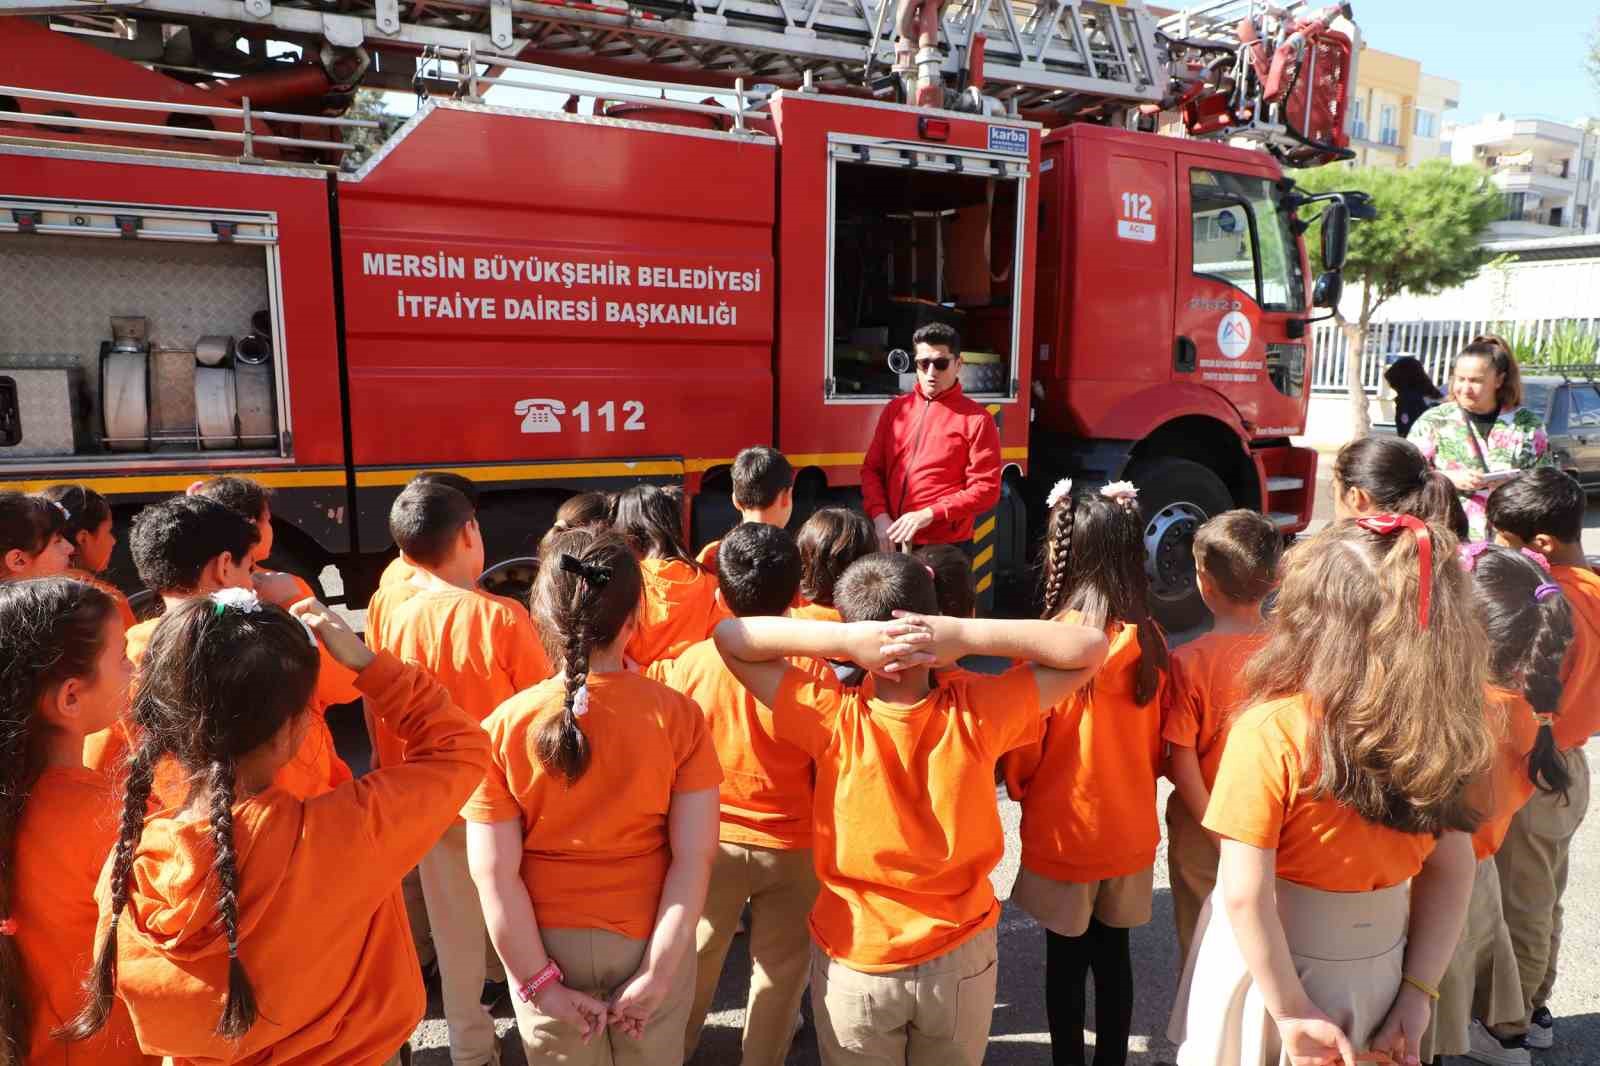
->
<box><xmin>1411</xmin><ymin>336</ymin><xmax>1551</xmax><ymax>540</ymax></box>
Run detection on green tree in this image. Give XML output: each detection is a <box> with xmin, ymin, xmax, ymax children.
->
<box><xmin>1292</xmin><ymin>160</ymin><xmax>1505</xmax><ymax>437</ymax></box>
<box><xmin>340</xmin><ymin>88</ymin><xmax>404</xmax><ymax>171</ymax></box>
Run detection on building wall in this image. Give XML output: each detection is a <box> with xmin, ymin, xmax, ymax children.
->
<box><xmin>1409</xmin><ymin>72</ymin><xmax>1459</xmax><ymax>165</ymax></box>
<box><xmin>1349</xmin><ymin>47</ymin><xmax>1421</xmax><ymax>169</ymax></box>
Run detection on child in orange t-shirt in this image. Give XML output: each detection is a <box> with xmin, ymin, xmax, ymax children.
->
<box><xmin>0</xmin><ymin>577</ymin><xmax>154</xmax><ymax>1066</ymax></box>
<box><xmin>1486</xmin><ymin>469</ymin><xmax>1597</xmax><ymax>1052</ymax></box>
<box><xmin>1163</xmin><ymin>509</ymin><xmax>1281</xmax><ymax>962</ymax></box>
<box><xmin>715</xmin><ymin>553</ymin><xmax>1108</xmax><ymax>1065</ymax></box>
<box><xmin>695</xmin><ymin>446</ymin><xmax>794</xmax><ymax>574</ymax></box>
<box><xmin>372</xmin><ymin>479</ymin><xmax>551</xmax><ymax>1066</ymax></box>
<box><xmin>376</xmin><ymin>471</ymin><xmax>484</xmax><ymax>595</ymax></box>
<box><xmin>615</xmin><ymin>484</ymin><xmax>729</xmax><ymax>666</ymax></box>
<box><xmin>60</xmin><ymin>594</ymin><xmax>487</xmax><ymax>1066</ymax></box>
<box><xmin>465</xmin><ymin>528</ymin><xmax>723</xmax><ymax>1064</ymax></box>
<box><xmin>999</xmin><ymin>481</ymin><xmax>1171</xmax><ymax>1066</ymax></box>
<box><xmin>41</xmin><ymin>484</ymin><xmax>137</xmax><ymax>628</ymax></box>
<box><xmin>1420</xmin><ymin>542</ymin><xmax>1576</xmax><ymax>1062</ymax></box>
<box><xmin>0</xmin><ymin>491</ymin><xmax>73</xmax><ymax>581</ymax></box>
<box><xmin>1171</xmin><ymin>517</ymin><xmax>1490</xmax><ymax>1066</ymax></box>
<box><xmin>663</xmin><ymin>522</ymin><xmax>817</xmax><ymax>1065</ymax></box>
<box><xmin>791</xmin><ymin>507</ymin><xmax>876</xmax><ymax>622</ymax></box>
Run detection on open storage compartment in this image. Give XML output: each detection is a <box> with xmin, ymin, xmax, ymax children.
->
<box><xmin>826</xmin><ymin>136</ymin><xmax>1027</xmax><ymax>402</ymax></box>
<box><xmin>0</xmin><ymin>197</ymin><xmax>289</xmax><ymax>465</ymax></box>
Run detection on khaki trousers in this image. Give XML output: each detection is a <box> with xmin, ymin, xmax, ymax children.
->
<box><xmin>811</xmin><ymin>927</ymin><xmax>998</xmax><ymax>1066</ymax></box>
<box><xmin>685</xmin><ymin>843</ymin><xmax>820</xmax><ymax>1066</ymax></box>
<box><xmin>512</xmin><ymin>926</ymin><xmax>694</xmax><ymax>1065</ymax></box>
<box><xmin>419</xmin><ymin>820</ymin><xmax>498</xmax><ymax>1066</ymax></box>
<box><xmin>1165</xmin><ymin>799</ymin><xmax>1220</xmax><ymax>966</ymax></box>
<box><xmin>1493</xmin><ymin>747</ymin><xmax>1590</xmax><ymax>1034</ymax></box>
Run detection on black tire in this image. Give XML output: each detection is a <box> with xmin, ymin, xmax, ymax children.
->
<box><xmin>478</xmin><ymin>556</ymin><xmax>539</xmax><ymax>609</ymax></box>
<box><xmin>1127</xmin><ymin>456</ymin><xmax>1234</xmax><ymax>633</ymax></box>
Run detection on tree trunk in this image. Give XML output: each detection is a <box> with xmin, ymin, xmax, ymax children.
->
<box><xmin>1341</xmin><ymin>316</ymin><xmax>1371</xmax><ymax>439</ymax></box>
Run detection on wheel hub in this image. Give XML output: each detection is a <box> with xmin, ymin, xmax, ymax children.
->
<box><xmin>1144</xmin><ymin>501</ymin><xmax>1206</xmax><ymax>601</ymax></box>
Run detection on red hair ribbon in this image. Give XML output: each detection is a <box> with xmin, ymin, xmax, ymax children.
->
<box><xmin>0</xmin><ymin>917</ymin><xmax>16</xmax><ymax>936</ymax></box>
<box><xmin>1356</xmin><ymin>513</ymin><xmax>1433</xmax><ymax>629</ymax></box>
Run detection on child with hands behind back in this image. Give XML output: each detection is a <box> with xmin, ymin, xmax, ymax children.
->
<box><xmin>464</xmin><ymin>528</ymin><xmax>723</xmax><ymax>1065</ymax></box>
<box><xmin>1171</xmin><ymin>517</ymin><xmax>1493</xmax><ymax>1066</ymax></box>
<box><xmin>62</xmin><ymin>592</ymin><xmax>490</xmax><ymax>1065</ymax></box>
<box><xmin>713</xmin><ymin>554</ymin><xmax>1107</xmax><ymax>1065</ymax></box>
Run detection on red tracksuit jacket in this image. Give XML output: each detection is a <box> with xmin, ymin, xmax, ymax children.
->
<box><xmin>860</xmin><ymin>383</ymin><xmax>1002</xmax><ymax>545</ymax></box>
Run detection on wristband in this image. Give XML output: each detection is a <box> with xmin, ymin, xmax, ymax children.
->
<box><xmin>1401</xmin><ymin>974</ymin><xmax>1440</xmax><ymax>1002</ymax></box>
<box><xmin>516</xmin><ymin>960</ymin><xmax>564</xmax><ymax>1005</ymax></box>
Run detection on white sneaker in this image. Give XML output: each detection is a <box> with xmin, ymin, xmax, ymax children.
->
<box><xmin>1465</xmin><ymin>1020</ymin><xmax>1532</xmax><ymax>1066</ymax></box>
<box><xmin>1527</xmin><ymin>1006</ymin><xmax>1555</xmax><ymax>1050</ymax></box>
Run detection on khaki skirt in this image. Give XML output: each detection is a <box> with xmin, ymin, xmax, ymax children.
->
<box><xmin>1169</xmin><ymin>878</ymin><xmax>1408</xmax><ymax>1066</ymax></box>
<box><xmin>1420</xmin><ymin>856</ymin><xmax>1525</xmax><ymax>1061</ymax></box>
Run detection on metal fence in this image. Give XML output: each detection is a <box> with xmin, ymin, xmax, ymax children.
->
<box><xmin>1311</xmin><ymin>317</ymin><xmax>1600</xmax><ymax>394</ymax></box>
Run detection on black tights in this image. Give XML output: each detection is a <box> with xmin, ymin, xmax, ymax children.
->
<box><xmin>1045</xmin><ymin>920</ymin><xmax>1134</xmax><ymax>1066</ymax></box>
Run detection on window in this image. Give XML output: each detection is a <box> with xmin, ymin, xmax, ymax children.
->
<box><xmin>1578</xmin><ymin>205</ymin><xmax>1590</xmax><ymax>231</ymax></box>
<box><xmin>1569</xmin><ymin>385</ymin><xmax>1600</xmax><ymax>429</ymax></box>
<box><xmin>1351</xmin><ymin>98</ymin><xmax>1367</xmax><ymax>141</ymax></box>
<box><xmin>1503</xmin><ymin>192</ymin><xmax>1527</xmax><ymax>221</ymax></box>
<box><xmin>1190</xmin><ymin>169</ymin><xmax>1306</xmax><ymax>312</ymax></box>
<box><xmin>1413</xmin><ymin>108</ymin><xmax>1437</xmax><ymax>139</ymax></box>
<box><xmin>1379</xmin><ymin>106</ymin><xmax>1398</xmax><ymax>146</ymax></box>
<box><xmin>1583</xmin><ymin>158</ymin><xmax>1595</xmax><ymax>182</ymax></box>
<box><xmin>1549</xmin><ymin>205</ymin><xmax>1564</xmax><ymax>227</ymax></box>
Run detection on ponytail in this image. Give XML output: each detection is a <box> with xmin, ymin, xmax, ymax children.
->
<box><xmin>204</xmin><ymin>759</ymin><xmax>257</xmax><ymax>1038</ymax></box>
<box><xmin>1516</xmin><ymin>594</ymin><xmax>1574</xmax><ymax>800</ymax></box>
<box><xmin>1416</xmin><ymin>470</ymin><xmax>1470</xmax><ymax>541</ymax></box>
<box><xmin>1040</xmin><ymin>494</ymin><xmax>1075</xmax><ymax>621</ymax></box>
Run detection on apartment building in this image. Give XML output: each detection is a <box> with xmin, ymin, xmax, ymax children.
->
<box><xmin>1346</xmin><ymin>46</ymin><xmax>1461</xmax><ymax>169</ymax></box>
<box><xmin>1449</xmin><ymin>115</ymin><xmax>1600</xmax><ymax>237</ymax></box>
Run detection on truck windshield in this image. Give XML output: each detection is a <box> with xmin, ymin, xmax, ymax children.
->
<box><xmin>1189</xmin><ymin>169</ymin><xmax>1306</xmax><ymax>313</ymax></box>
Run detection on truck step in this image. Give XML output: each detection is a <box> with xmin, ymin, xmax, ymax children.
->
<box><xmin>1267</xmin><ymin>511</ymin><xmax>1299</xmax><ymax>529</ymax></box>
<box><xmin>1266</xmin><ymin>476</ymin><xmax>1304</xmax><ymax>492</ymax></box>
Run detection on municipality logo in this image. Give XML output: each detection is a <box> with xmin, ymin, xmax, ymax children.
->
<box><xmin>1217</xmin><ymin>312</ymin><xmax>1252</xmax><ymax>359</ymax></box>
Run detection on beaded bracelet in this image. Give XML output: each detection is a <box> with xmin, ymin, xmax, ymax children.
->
<box><xmin>516</xmin><ymin>960</ymin><xmax>564</xmax><ymax>1005</ymax></box>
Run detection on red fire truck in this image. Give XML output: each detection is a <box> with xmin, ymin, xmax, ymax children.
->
<box><xmin>0</xmin><ymin>0</ymin><xmax>1364</xmax><ymax>625</ymax></box>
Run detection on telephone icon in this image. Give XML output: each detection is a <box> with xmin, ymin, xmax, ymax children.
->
<box><xmin>514</xmin><ymin>398</ymin><xmax>565</xmax><ymax>434</ymax></box>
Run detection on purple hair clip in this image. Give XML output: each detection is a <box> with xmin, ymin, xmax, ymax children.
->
<box><xmin>1458</xmin><ymin>540</ymin><xmax>1492</xmax><ymax>571</ymax></box>
<box><xmin>1520</xmin><ymin>548</ymin><xmax>1552</xmax><ymax>574</ymax></box>
<box><xmin>1535</xmin><ymin>582</ymin><xmax>1561</xmax><ymax>603</ymax></box>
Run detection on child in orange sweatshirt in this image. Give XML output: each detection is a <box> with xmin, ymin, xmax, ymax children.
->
<box><xmin>791</xmin><ymin>507</ymin><xmax>877</xmax><ymax>623</ymax></box>
<box><xmin>715</xmin><ymin>553</ymin><xmax>1108</xmax><ymax>1065</ymax></box>
<box><xmin>1000</xmin><ymin>480</ymin><xmax>1171</xmax><ymax>1066</ymax></box>
<box><xmin>1485</xmin><ymin>469</ymin><xmax>1598</xmax><ymax>1055</ymax></box>
<box><xmin>664</xmin><ymin>522</ymin><xmax>818</xmax><ymax>1066</ymax></box>
<box><xmin>1163</xmin><ymin>509</ymin><xmax>1281</xmax><ymax>963</ymax></box>
<box><xmin>0</xmin><ymin>577</ymin><xmax>154</xmax><ymax>1066</ymax></box>
<box><xmin>371</xmin><ymin>480</ymin><xmax>551</xmax><ymax>1066</ymax></box>
<box><xmin>60</xmin><ymin>594</ymin><xmax>488</xmax><ymax>1065</ymax></box>
<box><xmin>465</xmin><ymin>527</ymin><xmax>722</xmax><ymax>1065</ymax></box>
<box><xmin>40</xmin><ymin>484</ymin><xmax>137</xmax><ymax>628</ymax></box>
<box><xmin>615</xmin><ymin>484</ymin><xmax>728</xmax><ymax>666</ymax></box>
<box><xmin>695</xmin><ymin>447</ymin><xmax>795</xmax><ymax>573</ymax></box>
<box><xmin>0</xmin><ymin>491</ymin><xmax>73</xmax><ymax>581</ymax></box>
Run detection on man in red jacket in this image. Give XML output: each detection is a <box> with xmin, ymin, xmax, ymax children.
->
<box><xmin>861</xmin><ymin>322</ymin><xmax>1002</xmax><ymax>551</ymax></box>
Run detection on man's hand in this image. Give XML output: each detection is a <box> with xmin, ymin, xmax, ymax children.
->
<box><xmin>873</xmin><ymin>513</ymin><xmax>894</xmax><ymax>552</ymax></box>
<box><xmin>885</xmin><ymin>507</ymin><xmax>935</xmax><ymax>547</ymax></box>
<box><xmin>1443</xmin><ymin>468</ymin><xmax>1486</xmax><ymax>494</ymax></box>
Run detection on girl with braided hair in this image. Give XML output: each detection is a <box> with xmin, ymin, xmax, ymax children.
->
<box><xmin>464</xmin><ymin>527</ymin><xmax>722</xmax><ymax>1064</ymax></box>
<box><xmin>62</xmin><ymin>592</ymin><xmax>488</xmax><ymax>1065</ymax></box>
<box><xmin>1422</xmin><ymin>544</ymin><xmax>1575</xmax><ymax>1063</ymax></box>
<box><xmin>1000</xmin><ymin>480</ymin><xmax>1171</xmax><ymax>1066</ymax></box>
<box><xmin>0</xmin><ymin>577</ymin><xmax>149</xmax><ymax>1066</ymax></box>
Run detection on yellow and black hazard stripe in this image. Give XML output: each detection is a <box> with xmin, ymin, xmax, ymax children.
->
<box><xmin>969</xmin><ymin>510</ymin><xmax>998</xmax><ymax>614</ymax></box>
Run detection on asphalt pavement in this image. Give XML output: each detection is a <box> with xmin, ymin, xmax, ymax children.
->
<box><xmin>381</xmin><ymin>453</ymin><xmax>1600</xmax><ymax>1064</ymax></box>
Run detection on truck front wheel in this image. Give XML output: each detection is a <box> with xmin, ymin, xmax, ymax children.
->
<box><xmin>1127</xmin><ymin>457</ymin><xmax>1233</xmax><ymax>632</ymax></box>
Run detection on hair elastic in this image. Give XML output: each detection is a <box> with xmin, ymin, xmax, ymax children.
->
<box><xmin>1535</xmin><ymin>582</ymin><xmax>1561</xmax><ymax>603</ymax></box>
<box><xmin>558</xmin><ymin>553</ymin><xmax>612</xmax><ymax>587</ymax></box>
<box><xmin>569</xmin><ymin>678</ymin><xmax>591</xmax><ymax>718</ymax></box>
<box><xmin>1521</xmin><ymin>548</ymin><xmax>1552</xmax><ymax>573</ymax></box>
<box><xmin>1355</xmin><ymin>513</ymin><xmax>1433</xmax><ymax>628</ymax></box>
<box><xmin>1045</xmin><ymin>478</ymin><xmax>1073</xmax><ymax>509</ymax></box>
<box><xmin>1100</xmin><ymin>481</ymin><xmax>1139</xmax><ymax>508</ymax></box>
<box><xmin>1458</xmin><ymin>540</ymin><xmax>1491</xmax><ymax>571</ymax></box>
<box><xmin>0</xmin><ymin>918</ymin><xmax>16</xmax><ymax>936</ymax></box>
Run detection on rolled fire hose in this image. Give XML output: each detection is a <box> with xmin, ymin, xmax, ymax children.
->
<box><xmin>195</xmin><ymin>366</ymin><xmax>239</xmax><ymax>450</ymax></box>
<box><xmin>101</xmin><ymin>351</ymin><xmax>150</xmax><ymax>453</ymax></box>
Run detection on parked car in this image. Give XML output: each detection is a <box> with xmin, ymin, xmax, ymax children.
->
<box><xmin>1523</xmin><ymin>372</ymin><xmax>1600</xmax><ymax>492</ymax></box>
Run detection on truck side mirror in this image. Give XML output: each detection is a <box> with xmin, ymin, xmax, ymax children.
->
<box><xmin>1313</xmin><ymin>271</ymin><xmax>1343</xmax><ymax>309</ymax></box>
<box><xmin>1321</xmin><ymin>201</ymin><xmax>1350</xmax><ymax>272</ymax></box>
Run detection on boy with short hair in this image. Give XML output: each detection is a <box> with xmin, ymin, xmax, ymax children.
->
<box><xmin>698</xmin><ymin>446</ymin><xmax>795</xmax><ymax>571</ymax></box>
<box><xmin>1484</xmin><ymin>469</ymin><xmax>1597</xmax><ymax>1055</ymax></box>
<box><xmin>713</xmin><ymin>554</ymin><xmax>1107</xmax><ymax>1065</ymax></box>
<box><xmin>1161</xmin><ymin>509</ymin><xmax>1281</xmax><ymax>961</ymax></box>
<box><xmin>370</xmin><ymin>480</ymin><xmax>550</xmax><ymax>1066</ymax></box>
<box><xmin>378</xmin><ymin>471</ymin><xmax>482</xmax><ymax>593</ymax></box>
<box><xmin>666</xmin><ymin>522</ymin><xmax>818</xmax><ymax>1066</ymax></box>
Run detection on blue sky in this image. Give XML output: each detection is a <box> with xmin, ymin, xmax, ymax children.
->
<box><xmin>1359</xmin><ymin>3</ymin><xmax>1597</xmax><ymax>125</ymax></box>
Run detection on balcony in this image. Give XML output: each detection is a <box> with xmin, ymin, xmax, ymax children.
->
<box><xmin>1490</xmin><ymin>162</ymin><xmax>1578</xmax><ymax>199</ymax></box>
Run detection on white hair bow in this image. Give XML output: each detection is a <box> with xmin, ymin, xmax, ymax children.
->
<box><xmin>1045</xmin><ymin>478</ymin><xmax>1074</xmax><ymax>509</ymax></box>
<box><xmin>1100</xmin><ymin>481</ymin><xmax>1139</xmax><ymax>508</ymax></box>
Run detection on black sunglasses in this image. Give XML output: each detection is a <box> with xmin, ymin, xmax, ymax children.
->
<box><xmin>915</xmin><ymin>357</ymin><xmax>953</xmax><ymax>372</ymax></box>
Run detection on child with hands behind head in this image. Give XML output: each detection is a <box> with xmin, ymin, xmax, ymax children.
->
<box><xmin>464</xmin><ymin>528</ymin><xmax>723</xmax><ymax>1065</ymax></box>
<box><xmin>713</xmin><ymin>554</ymin><xmax>1107</xmax><ymax>1065</ymax></box>
<box><xmin>1165</xmin><ymin>510</ymin><xmax>1282</xmax><ymax>963</ymax></box>
<box><xmin>1171</xmin><ymin>517</ymin><xmax>1493</xmax><ymax>1066</ymax></box>
<box><xmin>1001</xmin><ymin>480</ymin><xmax>1171</xmax><ymax>1066</ymax></box>
<box><xmin>0</xmin><ymin>577</ymin><xmax>152</xmax><ymax>1066</ymax></box>
<box><xmin>62</xmin><ymin>592</ymin><xmax>489</xmax><ymax>1065</ymax></box>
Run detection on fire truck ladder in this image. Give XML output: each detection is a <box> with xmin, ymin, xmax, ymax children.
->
<box><xmin>7</xmin><ymin>0</ymin><xmax>1174</xmax><ymax>118</ymax></box>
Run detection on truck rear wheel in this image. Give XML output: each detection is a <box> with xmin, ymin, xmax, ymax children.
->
<box><xmin>1127</xmin><ymin>457</ymin><xmax>1232</xmax><ymax>633</ymax></box>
